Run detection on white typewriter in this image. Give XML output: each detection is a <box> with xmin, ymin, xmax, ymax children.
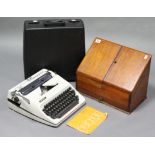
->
<box><xmin>7</xmin><ymin>69</ymin><xmax>86</xmax><ymax>127</ymax></box>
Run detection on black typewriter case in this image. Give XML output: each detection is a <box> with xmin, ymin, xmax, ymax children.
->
<box><xmin>23</xmin><ymin>19</ymin><xmax>85</xmax><ymax>81</ymax></box>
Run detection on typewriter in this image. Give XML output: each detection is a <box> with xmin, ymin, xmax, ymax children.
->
<box><xmin>7</xmin><ymin>69</ymin><xmax>86</xmax><ymax>127</ymax></box>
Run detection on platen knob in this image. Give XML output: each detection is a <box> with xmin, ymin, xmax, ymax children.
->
<box><xmin>14</xmin><ymin>97</ymin><xmax>19</xmax><ymax>103</ymax></box>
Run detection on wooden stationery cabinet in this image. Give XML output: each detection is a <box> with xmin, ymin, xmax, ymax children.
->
<box><xmin>76</xmin><ymin>38</ymin><xmax>152</xmax><ymax>112</ymax></box>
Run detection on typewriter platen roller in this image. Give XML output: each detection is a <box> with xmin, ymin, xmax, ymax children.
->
<box><xmin>7</xmin><ymin>69</ymin><xmax>86</xmax><ymax>127</ymax></box>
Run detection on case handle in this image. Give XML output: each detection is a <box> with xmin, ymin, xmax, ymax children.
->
<box><xmin>44</xmin><ymin>20</ymin><xmax>65</xmax><ymax>27</ymax></box>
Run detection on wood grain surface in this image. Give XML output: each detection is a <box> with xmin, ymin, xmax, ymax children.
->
<box><xmin>76</xmin><ymin>37</ymin><xmax>152</xmax><ymax>112</ymax></box>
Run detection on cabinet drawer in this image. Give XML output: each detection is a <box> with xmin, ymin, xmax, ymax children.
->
<box><xmin>101</xmin><ymin>83</ymin><xmax>130</xmax><ymax>111</ymax></box>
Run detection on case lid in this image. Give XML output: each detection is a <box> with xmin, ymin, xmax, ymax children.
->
<box><xmin>77</xmin><ymin>38</ymin><xmax>121</xmax><ymax>82</ymax></box>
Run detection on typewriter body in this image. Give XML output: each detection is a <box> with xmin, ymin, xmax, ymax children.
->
<box><xmin>7</xmin><ymin>69</ymin><xmax>85</xmax><ymax>127</ymax></box>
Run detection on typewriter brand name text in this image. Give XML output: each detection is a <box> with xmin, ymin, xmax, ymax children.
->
<box><xmin>39</xmin><ymin>97</ymin><xmax>46</xmax><ymax>103</ymax></box>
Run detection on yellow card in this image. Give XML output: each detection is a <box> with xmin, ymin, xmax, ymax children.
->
<box><xmin>67</xmin><ymin>106</ymin><xmax>108</xmax><ymax>135</ymax></box>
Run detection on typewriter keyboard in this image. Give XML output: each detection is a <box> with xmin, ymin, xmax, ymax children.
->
<box><xmin>43</xmin><ymin>87</ymin><xmax>79</xmax><ymax>119</ymax></box>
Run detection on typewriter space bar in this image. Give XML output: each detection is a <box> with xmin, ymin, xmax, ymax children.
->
<box><xmin>56</xmin><ymin>100</ymin><xmax>78</xmax><ymax>118</ymax></box>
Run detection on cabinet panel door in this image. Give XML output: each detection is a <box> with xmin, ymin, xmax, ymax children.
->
<box><xmin>104</xmin><ymin>47</ymin><xmax>151</xmax><ymax>92</ymax></box>
<box><xmin>77</xmin><ymin>38</ymin><xmax>121</xmax><ymax>82</ymax></box>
